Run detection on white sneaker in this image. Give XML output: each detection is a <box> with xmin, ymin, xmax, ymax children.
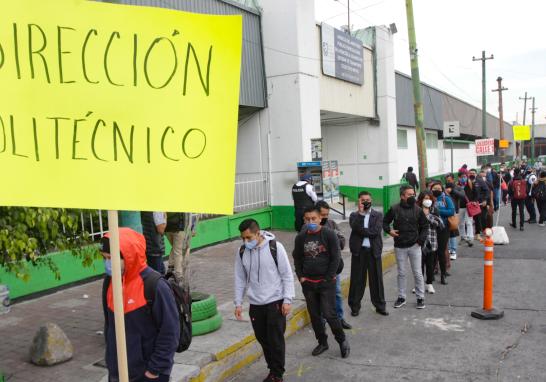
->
<box><xmin>539</xmin><ymin>223</ymin><xmax>545</xmax><ymax>227</ymax></box>
<box><xmin>411</xmin><ymin>288</ymin><xmax>415</xmax><ymax>294</ymax></box>
<box><xmin>425</xmin><ymin>284</ymin><xmax>435</xmax><ymax>294</ymax></box>
<box><xmin>450</xmin><ymin>252</ymin><xmax>457</xmax><ymax>260</ymax></box>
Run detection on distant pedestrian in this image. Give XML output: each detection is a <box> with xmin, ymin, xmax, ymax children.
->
<box><xmin>525</xmin><ymin>169</ymin><xmax>538</xmax><ymax>224</ymax></box>
<box><xmin>458</xmin><ymin>171</ymin><xmax>477</xmax><ymax>247</ymax></box>
<box><xmin>417</xmin><ymin>191</ymin><xmax>444</xmax><ymax>294</ymax></box>
<box><xmin>234</xmin><ymin>219</ymin><xmax>295</xmax><ymax>382</ymax></box>
<box><xmin>292</xmin><ymin>173</ymin><xmax>318</xmax><ymax>232</ymax></box>
<box><xmin>348</xmin><ymin>191</ymin><xmax>388</xmax><ymax>317</ymax></box>
<box><xmin>100</xmin><ymin>229</ymin><xmax>180</xmax><ymax>382</ymax></box>
<box><xmin>430</xmin><ymin>182</ymin><xmax>455</xmax><ymax>285</ymax></box>
<box><xmin>141</xmin><ymin>211</ymin><xmax>167</xmax><ymax>274</ymax></box>
<box><xmin>458</xmin><ymin>164</ymin><xmax>469</xmax><ymax>176</ymax></box>
<box><xmin>402</xmin><ymin>166</ymin><xmax>419</xmax><ymax>190</ymax></box>
<box><xmin>445</xmin><ymin>181</ymin><xmax>464</xmax><ymax>260</ymax></box>
<box><xmin>316</xmin><ymin>200</ymin><xmax>352</xmax><ymax>329</ymax></box>
<box><xmin>509</xmin><ymin>168</ymin><xmax>527</xmax><ymax>231</ymax></box>
<box><xmin>383</xmin><ymin>185</ymin><xmax>429</xmax><ymax>309</ymax></box>
<box><xmin>165</xmin><ymin>213</ymin><xmax>189</xmax><ymax>277</ymax></box>
<box><xmin>293</xmin><ymin>206</ymin><xmax>350</xmax><ymax>358</ymax></box>
<box><xmin>531</xmin><ymin>171</ymin><xmax>546</xmax><ymax>226</ymax></box>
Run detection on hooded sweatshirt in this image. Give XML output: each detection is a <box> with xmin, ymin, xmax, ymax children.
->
<box><xmin>103</xmin><ymin>228</ymin><xmax>179</xmax><ymax>381</ymax></box>
<box><xmin>234</xmin><ymin>231</ymin><xmax>295</xmax><ymax>307</ymax></box>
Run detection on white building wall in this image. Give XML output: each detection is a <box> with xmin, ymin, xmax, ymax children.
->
<box><xmin>260</xmin><ymin>0</ymin><xmax>321</xmax><ymax>206</ymax></box>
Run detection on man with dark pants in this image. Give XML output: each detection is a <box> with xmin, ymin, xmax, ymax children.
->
<box><xmin>292</xmin><ymin>173</ymin><xmax>318</xmax><ymax>232</ymax></box>
<box><xmin>293</xmin><ymin>206</ymin><xmax>350</xmax><ymax>358</ymax></box>
<box><xmin>525</xmin><ymin>169</ymin><xmax>538</xmax><ymax>224</ymax></box>
<box><xmin>141</xmin><ymin>211</ymin><xmax>167</xmax><ymax>274</ymax></box>
<box><xmin>509</xmin><ymin>168</ymin><xmax>527</xmax><ymax>231</ymax></box>
<box><xmin>234</xmin><ymin>219</ymin><xmax>295</xmax><ymax>382</ymax></box>
<box><xmin>316</xmin><ymin>200</ymin><xmax>352</xmax><ymax>329</ymax></box>
<box><xmin>348</xmin><ymin>191</ymin><xmax>388</xmax><ymax>317</ymax></box>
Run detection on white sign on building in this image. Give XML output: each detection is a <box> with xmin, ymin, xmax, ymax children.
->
<box><xmin>475</xmin><ymin>138</ymin><xmax>495</xmax><ymax>156</ymax></box>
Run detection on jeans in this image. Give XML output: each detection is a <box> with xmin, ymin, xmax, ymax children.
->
<box><xmin>395</xmin><ymin>244</ymin><xmax>424</xmax><ymax>299</ymax></box>
<box><xmin>335</xmin><ymin>276</ymin><xmax>344</xmax><ymax>320</ymax></box>
<box><xmin>146</xmin><ymin>254</ymin><xmax>165</xmax><ymax>274</ymax></box>
<box><xmin>458</xmin><ymin>208</ymin><xmax>474</xmax><ymax>241</ymax></box>
<box><xmin>448</xmin><ymin>236</ymin><xmax>457</xmax><ymax>253</ymax></box>
<box><xmin>493</xmin><ymin>187</ymin><xmax>500</xmax><ymax>210</ymax></box>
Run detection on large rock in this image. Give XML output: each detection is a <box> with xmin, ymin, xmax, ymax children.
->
<box><xmin>29</xmin><ymin>323</ymin><xmax>74</xmax><ymax>366</ymax></box>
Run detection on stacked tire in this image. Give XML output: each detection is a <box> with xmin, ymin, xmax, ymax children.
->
<box><xmin>191</xmin><ymin>292</ymin><xmax>222</xmax><ymax>336</ymax></box>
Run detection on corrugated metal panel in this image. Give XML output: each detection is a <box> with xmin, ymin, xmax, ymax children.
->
<box><xmin>100</xmin><ymin>0</ymin><xmax>266</xmax><ymax>108</ymax></box>
<box><xmin>395</xmin><ymin>73</ymin><xmax>443</xmax><ymax>131</ymax></box>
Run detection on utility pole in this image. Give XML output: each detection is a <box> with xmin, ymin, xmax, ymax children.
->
<box><xmin>405</xmin><ymin>0</ymin><xmax>428</xmax><ymax>188</ymax></box>
<box><xmin>473</xmin><ymin>51</ymin><xmax>494</xmax><ymax>138</ymax></box>
<box><xmin>530</xmin><ymin>97</ymin><xmax>537</xmax><ymax>160</ymax></box>
<box><xmin>519</xmin><ymin>92</ymin><xmax>532</xmax><ymax>158</ymax></box>
<box><xmin>347</xmin><ymin>0</ymin><xmax>350</xmax><ymax>35</ymax></box>
<box><xmin>492</xmin><ymin>77</ymin><xmax>508</xmax><ymax>159</ymax></box>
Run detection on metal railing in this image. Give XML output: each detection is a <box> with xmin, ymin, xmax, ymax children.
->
<box><xmin>76</xmin><ymin>173</ymin><xmax>271</xmax><ymax>234</ymax></box>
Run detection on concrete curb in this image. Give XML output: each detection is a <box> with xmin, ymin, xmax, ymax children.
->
<box><xmin>180</xmin><ymin>249</ymin><xmax>396</xmax><ymax>382</ymax></box>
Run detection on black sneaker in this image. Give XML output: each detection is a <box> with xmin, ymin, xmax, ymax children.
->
<box><xmin>416</xmin><ymin>299</ymin><xmax>426</xmax><ymax>309</ymax></box>
<box><xmin>341</xmin><ymin>319</ymin><xmax>352</xmax><ymax>330</ymax></box>
<box><xmin>311</xmin><ymin>343</ymin><xmax>329</xmax><ymax>356</ymax></box>
<box><xmin>339</xmin><ymin>339</ymin><xmax>350</xmax><ymax>358</ymax></box>
<box><xmin>393</xmin><ymin>297</ymin><xmax>406</xmax><ymax>308</ymax></box>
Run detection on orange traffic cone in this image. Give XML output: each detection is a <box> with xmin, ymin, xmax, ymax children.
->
<box><xmin>471</xmin><ymin>228</ymin><xmax>504</xmax><ymax>320</ymax></box>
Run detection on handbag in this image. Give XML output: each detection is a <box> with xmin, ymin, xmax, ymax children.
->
<box><xmin>465</xmin><ymin>197</ymin><xmax>481</xmax><ymax>217</ymax></box>
<box><xmin>447</xmin><ymin>214</ymin><xmax>460</xmax><ymax>231</ymax></box>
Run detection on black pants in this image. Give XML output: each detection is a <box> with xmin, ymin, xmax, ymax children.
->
<box><xmin>249</xmin><ymin>300</ymin><xmax>286</xmax><ymax>378</ymax></box>
<box><xmin>525</xmin><ymin>197</ymin><xmax>537</xmax><ymax>222</ymax></box>
<box><xmin>537</xmin><ymin>199</ymin><xmax>546</xmax><ymax>224</ymax></box>
<box><xmin>512</xmin><ymin>199</ymin><xmax>525</xmax><ymax>227</ymax></box>
<box><xmin>348</xmin><ymin>247</ymin><xmax>386</xmax><ymax>313</ymax></box>
<box><xmin>480</xmin><ymin>206</ymin><xmax>489</xmax><ymax>232</ymax></box>
<box><xmin>302</xmin><ymin>281</ymin><xmax>345</xmax><ymax>345</ymax></box>
<box><xmin>138</xmin><ymin>374</ymin><xmax>170</xmax><ymax>382</ymax></box>
<box><xmin>423</xmin><ymin>248</ymin><xmax>435</xmax><ymax>285</ymax></box>
<box><xmin>294</xmin><ymin>209</ymin><xmax>305</xmax><ymax>232</ymax></box>
<box><xmin>435</xmin><ymin>227</ymin><xmax>449</xmax><ymax>276</ymax></box>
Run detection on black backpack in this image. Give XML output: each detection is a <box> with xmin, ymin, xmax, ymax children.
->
<box><xmin>144</xmin><ymin>271</ymin><xmax>192</xmax><ymax>353</ymax></box>
<box><xmin>532</xmin><ymin>182</ymin><xmax>546</xmax><ymax>201</ymax></box>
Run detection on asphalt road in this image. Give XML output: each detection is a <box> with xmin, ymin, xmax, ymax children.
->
<box><xmin>231</xmin><ymin>204</ymin><xmax>546</xmax><ymax>382</ymax></box>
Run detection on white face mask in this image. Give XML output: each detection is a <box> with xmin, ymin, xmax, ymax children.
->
<box><xmin>423</xmin><ymin>199</ymin><xmax>433</xmax><ymax>208</ymax></box>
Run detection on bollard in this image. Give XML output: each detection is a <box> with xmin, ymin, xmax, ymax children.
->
<box><xmin>471</xmin><ymin>228</ymin><xmax>504</xmax><ymax>320</ymax></box>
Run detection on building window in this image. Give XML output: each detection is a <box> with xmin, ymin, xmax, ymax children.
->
<box><xmin>426</xmin><ymin>132</ymin><xmax>438</xmax><ymax>149</ymax></box>
<box><xmin>397</xmin><ymin>129</ymin><xmax>408</xmax><ymax>149</ymax></box>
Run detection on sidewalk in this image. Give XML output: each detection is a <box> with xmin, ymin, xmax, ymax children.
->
<box><xmin>0</xmin><ymin>215</ymin><xmax>394</xmax><ymax>382</ymax></box>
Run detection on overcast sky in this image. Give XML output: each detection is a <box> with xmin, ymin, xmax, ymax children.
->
<box><xmin>315</xmin><ymin>0</ymin><xmax>546</xmax><ymax>127</ymax></box>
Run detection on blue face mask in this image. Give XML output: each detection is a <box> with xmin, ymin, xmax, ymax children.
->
<box><xmin>104</xmin><ymin>259</ymin><xmax>112</xmax><ymax>276</ymax></box>
<box><xmin>307</xmin><ymin>223</ymin><xmax>319</xmax><ymax>231</ymax></box>
<box><xmin>245</xmin><ymin>239</ymin><xmax>258</xmax><ymax>250</ymax></box>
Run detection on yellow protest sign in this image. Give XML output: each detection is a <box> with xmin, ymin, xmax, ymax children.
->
<box><xmin>513</xmin><ymin>125</ymin><xmax>531</xmax><ymax>141</ymax></box>
<box><xmin>0</xmin><ymin>0</ymin><xmax>242</xmax><ymax>215</ymax></box>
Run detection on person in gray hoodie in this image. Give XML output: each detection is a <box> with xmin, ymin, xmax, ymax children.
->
<box><xmin>234</xmin><ymin>219</ymin><xmax>295</xmax><ymax>382</ymax></box>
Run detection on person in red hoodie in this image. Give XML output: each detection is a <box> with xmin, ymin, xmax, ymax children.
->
<box><xmin>101</xmin><ymin>228</ymin><xmax>179</xmax><ymax>382</ymax></box>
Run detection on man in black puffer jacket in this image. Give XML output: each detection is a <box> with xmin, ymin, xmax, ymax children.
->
<box><xmin>383</xmin><ymin>185</ymin><xmax>429</xmax><ymax>310</ymax></box>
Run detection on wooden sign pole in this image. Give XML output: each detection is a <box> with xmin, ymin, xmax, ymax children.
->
<box><xmin>107</xmin><ymin>210</ymin><xmax>129</xmax><ymax>382</ymax></box>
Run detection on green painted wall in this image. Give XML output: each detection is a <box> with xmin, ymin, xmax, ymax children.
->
<box><xmin>0</xmin><ymin>248</ymin><xmax>104</xmax><ymax>300</ymax></box>
<box><xmin>271</xmin><ymin>205</ymin><xmax>295</xmax><ymax>231</ymax></box>
<box><xmin>1</xmin><ymin>208</ymin><xmax>273</xmax><ymax>301</ymax></box>
<box><xmin>339</xmin><ymin>185</ymin><xmax>383</xmax><ymax>204</ymax></box>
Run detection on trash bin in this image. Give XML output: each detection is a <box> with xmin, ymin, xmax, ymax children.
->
<box><xmin>0</xmin><ymin>284</ymin><xmax>10</xmax><ymax>315</ymax></box>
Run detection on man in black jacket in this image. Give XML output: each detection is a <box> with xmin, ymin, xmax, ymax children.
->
<box><xmin>383</xmin><ymin>185</ymin><xmax>429</xmax><ymax>309</ymax></box>
<box><xmin>293</xmin><ymin>206</ymin><xmax>350</xmax><ymax>358</ymax></box>
<box><xmin>348</xmin><ymin>191</ymin><xmax>388</xmax><ymax>317</ymax></box>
